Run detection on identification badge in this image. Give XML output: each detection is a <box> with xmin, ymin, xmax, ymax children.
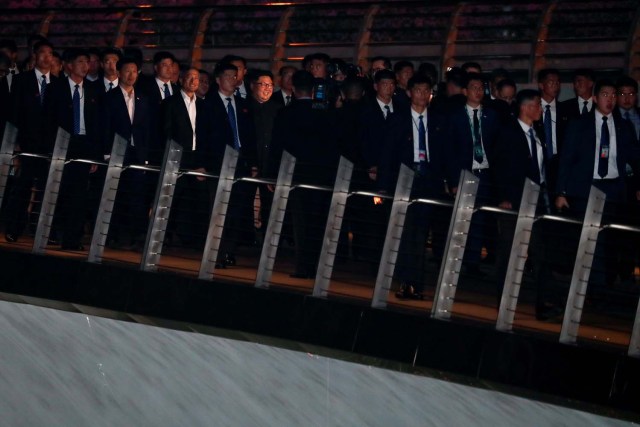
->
<box><xmin>600</xmin><ymin>146</ymin><xmax>609</xmax><ymax>159</ymax></box>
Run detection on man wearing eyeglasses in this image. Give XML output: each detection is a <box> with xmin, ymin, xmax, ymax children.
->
<box><xmin>248</xmin><ymin>70</ymin><xmax>281</xmax><ymax>241</ymax></box>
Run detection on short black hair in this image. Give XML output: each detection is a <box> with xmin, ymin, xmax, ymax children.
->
<box><xmin>417</xmin><ymin>62</ymin><xmax>438</xmax><ymax>82</ymax></box>
<box><xmin>123</xmin><ymin>47</ymin><xmax>143</xmax><ymax>69</ymax></box>
<box><xmin>116</xmin><ymin>56</ymin><xmax>138</xmax><ymax>72</ymax></box>
<box><xmin>594</xmin><ymin>79</ymin><xmax>616</xmax><ymax>95</ymax></box>
<box><xmin>213</xmin><ymin>61</ymin><xmax>237</xmax><ymax>78</ymax></box>
<box><xmin>463</xmin><ymin>72</ymin><xmax>484</xmax><ymax>88</ymax></box>
<box><xmin>616</xmin><ymin>75</ymin><xmax>638</xmax><ymax>93</ymax></box>
<box><xmin>490</xmin><ymin>68</ymin><xmax>510</xmax><ymax>82</ymax></box>
<box><xmin>32</xmin><ymin>40</ymin><xmax>54</xmax><ymax>54</ymax></box>
<box><xmin>153</xmin><ymin>51</ymin><xmax>175</xmax><ymax>66</ymax></box>
<box><xmin>341</xmin><ymin>76</ymin><xmax>366</xmax><ymax>99</ymax></box>
<box><xmin>248</xmin><ymin>69</ymin><xmax>273</xmax><ymax>84</ymax></box>
<box><xmin>461</xmin><ymin>61</ymin><xmax>482</xmax><ymax>72</ymax></box>
<box><xmin>537</xmin><ymin>68</ymin><xmax>560</xmax><ymax>83</ymax></box>
<box><xmin>393</xmin><ymin>60</ymin><xmax>414</xmax><ymax>74</ymax></box>
<box><xmin>278</xmin><ymin>65</ymin><xmax>296</xmax><ymax>77</ymax></box>
<box><xmin>101</xmin><ymin>47</ymin><xmax>123</xmax><ymax>62</ymax></box>
<box><xmin>292</xmin><ymin>70</ymin><xmax>315</xmax><ymax>93</ymax></box>
<box><xmin>0</xmin><ymin>39</ymin><xmax>17</xmax><ymax>53</ymax></box>
<box><xmin>497</xmin><ymin>78</ymin><xmax>516</xmax><ymax>92</ymax></box>
<box><xmin>407</xmin><ymin>74</ymin><xmax>432</xmax><ymax>90</ymax></box>
<box><xmin>370</xmin><ymin>56</ymin><xmax>391</xmax><ymax>70</ymax></box>
<box><xmin>445</xmin><ymin>67</ymin><xmax>467</xmax><ymax>88</ymax></box>
<box><xmin>373</xmin><ymin>69</ymin><xmax>395</xmax><ymax>83</ymax></box>
<box><xmin>573</xmin><ymin>68</ymin><xmax>595</xmax><ymax>82</ymax></box>
<box><xmin>62</xmin><ymin>48</ymin><xmax>89</xmax><ymax>63</ymax></box>
<box><xmin>516</xmin><ymin>89</ymin><xmax>541</xmax><ymax>108</ymax></box>
<box><xmin>219</xmin><ymin>54</ymin><xmax>247</xmax><ymax>67</ymax></box>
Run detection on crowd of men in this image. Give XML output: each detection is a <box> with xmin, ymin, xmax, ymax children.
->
<box><xmin>1</xmin><ymin>36</ymin><xmax>639</xmax><ymax>320</ymax></box>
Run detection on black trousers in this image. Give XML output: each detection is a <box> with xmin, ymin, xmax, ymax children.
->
<box><xmin>4</xmin><ymin>156</ymin><xmax>48</xmax><ymax>238</ymax></box>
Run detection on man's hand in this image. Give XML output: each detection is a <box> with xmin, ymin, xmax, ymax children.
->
<box><xmin>89</xmin><ymin>164</ymin><xmax>98</xmax><ymax>174</ymax></box>
<box><xmin>555</xmin><ymin>195</ymin><xmax>570</xmax><ymax>211</ymax></box>
<box><xmin>498</xmin><ymin>201</ymin><xmax>512</xmax><ymax>210</ymax></box>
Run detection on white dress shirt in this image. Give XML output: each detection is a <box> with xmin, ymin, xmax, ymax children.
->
<box><xmin>182</xmin><ymin>90</ymin><xmax>197</xmax><ymax>151</ymax></box>
<box><xmin>593</xmin><ymin>110</ymin><xmax>618</xmax><ymax>179</ymax></box>
<box><xmin>68</xmin><ymin>77</ymin><xmax>86</xmax><ymax>135</ymax></box>
<box><xmin>411</xmin><ymin>108</ymin><xmax>429</xmax><ymax>163</ymax></box>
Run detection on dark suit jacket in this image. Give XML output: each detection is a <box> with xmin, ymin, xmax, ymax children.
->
<box><xmin>556</xmin><ymin>110</ymin><xmax>640</xmax><ymax>203</ymax></box>
<box><xmin>248</xmin><ymin>96</ymin><xmax>281</xmax><ymax>174</ymax></box>
<box><xmin>207</xmin><ymin>93</ymin><xmax>257</xmax><ymax>176</ymax></box>
<box><xmin>484</xmin><ymin>98</ymin><xmax>517</xmax><ymax>125</ymax></box>
<box><xmin>378</xmin><ymin>106</ymin><xmax>447</xmax><ymax>198</ymax></box>
<box><xmin>0</xmin><ymin>77</ymin><xmax>9</xmax><ymax>137</ymax></box>
<box><xmin>615</xmin><ymin>106</ymin><xmax>640</xmax><ymax>142</ymax></box>
<box><xmin>559</xmin><ymin>97</ymin><xmax>592</xmax><ymax>123</ymax></box>
<box><xmin>358</xmin><ymin>97</ymin><xmax>393</xmax><ymax>170</ymax></box>
<box><xmin>101</xmin><ymin>87</ymin><xmax>151</xmax><ymax>164</ymax></box>
<box><xmin>45</xmin><ymin>76</ymin><xmax>101</xmax><ymax>160</ymax></box>
<box><xmin>161</xmin><ymin>92</ymin><xmax>212</xmax><ymax>171</ymax></box>
<box><xmin>9</xmin><ymin>70</ymin><xmax>60</xmax><ymax>154</ymax></box>
<box><xmin>445</xmin><ymin>104</ymin><xmax>499</xmax><ymax>185</ymax></box>
<box><xmin>271</xmin><ymin>98</ymin><xmax>340</xmax><ymax>186</ymax></box>
<box><xmin>272</xmin><ymin>89</ymin><xmax>293</xmax><ymax>107</ymax></box>
<box><xmin>493</xmin><ymin>119</ymin><xmax>549</xmax><ymax>210</ymax></box>
<box><xmin>136</xmin><ymin>75</ymin><xmax>179</xmax><ymax>163</ymax></box>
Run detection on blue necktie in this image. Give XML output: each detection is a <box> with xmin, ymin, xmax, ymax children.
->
<box><xmin>40</xmin><ymin>75</ymin><xmax>47</xmax><ymax>106</ymax></box>
<box><xmin>544</xmin><ymin>104</ymin><xmax>553</xmax><ymax>158</ymax></box>
<box><xmin>235</xmin><ymin>87</ymin><xmax>241</xmax><ymax>98</ymax></box>
<box><xmin>72</xmin><ymin>84</ymin><xmax>80</xmax><ymax>135</ymax></box>
<box><xmin>528</xmin><ymin>128</ymin><xmax>541</xmax><ymax>184</ymax></box>
<box><xmin>581</xmin><ymin>101</ymin><xmax>589</xmax><ymax>115</ymax></box>
<box><xmin>418</xmin><ymin>115</ymin><xmax>427</xmax><ymax>175</ymax></box>
<box><xmin>472</xmin><ymin>109</ymin><xmax>484</xmax><ymax>163</ymax></box>
<box><xmin>163</xmin><ymin>82</ymin><xmax>171</xmax><ymax>99</ymax></box>
<box><xmin>598</xmin><ymin>116</ymin><xmax>610</xmax><ymax>178</ymax></box>
<box><xmin>108</xmin><ymin>82</ymin><xmax>114</xmax><ymax>92</ymax></box>
<box><xmin>384</xmin><ymin>105</ymin><xmax>390</xmax><ymax>119</ymax></box>
<box><xmin>226</xmin><ymin>97</ymin><xmax>240</xmax><ymax>149</ymax></box>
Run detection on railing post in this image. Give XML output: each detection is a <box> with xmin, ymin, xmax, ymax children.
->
<box><xmin>629</xmin><ymin>298</ymin><xmax>640</xmax><ymax>358</ymax></box>
<box><xmin>255</xmin><ymin>151</ymin><xmax>296</xmax><ymax>289</ymax></box>
<box><xmin>560</xmin><ymin>186</ymin><xmax>606</xmax><ymax>344</ymax></box>
<box><xmin>32</xmin><ymin>128</ymin><xmax>70</xmax><ymax>255</ymax></box>
<box><xmin>0</xmin><ymin>122</ymin><xmax>18</xmax><ymax>209</ymax></box>
<box><xmin>371</xmin><ymin>164</ymin><xmax>414</xmax><ymax>309</ymax></box>
<box><xmin>140</xmin><ymin>141</ymin><xmax>182</xmax><ymax>272</ymax></box>
<box><xmin>198</xmin><ymin>145</ymin><xmax>239</xmax><ymax>280</ymax></box>
<box><xmin>87</xmin><ymin>135</ymin><xmax>128</xmax><ymax>264</ymax></box>
<box><xmin>431</xmin><ymin>170</ymin><xmax>479</xmax><ymax>319</ymax></box>
<box><xmin>496</xmin><ymin>179</ymin><xmax>540</xmax><ymax>331</ymax></box>
<box><xmin>313</xmin><ymin>156</ymin><xmax>353</xmax><ymax>297</ymax></box>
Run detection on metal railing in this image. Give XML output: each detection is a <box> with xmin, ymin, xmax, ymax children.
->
<box><xmin>1</xmin><ymin>123</ymin><xmax>639</xmax><ymax>358</ymax></box>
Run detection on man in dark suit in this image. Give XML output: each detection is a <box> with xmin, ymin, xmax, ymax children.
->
<box><xmin>208</xmin><ymin>61</ymin><xmax>258</xmax><ymax>266</ymax></box>
<box><xmin>493</xmin><ymin>89</ymin><xmax>557</xmax><ymax>320</ymax></box>
<box><xmin>4</xmin><ymin>40</ymin><xmax>59</xmax><ymax>243</ymax></box>
<box><xmin>161</xmin><ymin>68</ymin><xmax>212</xmax><ymax>249</ymax></box>
<box><xmin>536</xmin><ymin>68</ymin><xmax>568</xmax><ymax>194</ymax></box>
<box><xmin>272</xmin><ymin>65</ymin><xmax>295</xmax><ymax>107</ymax></box>
<box><xmin>377</xmin><ymin>75</ymin><xmax>448</xmax><ymax>299</ymax></box>
<box><xmin>101</xmin><ymin>57</ymin><xmax>152</xmax><ymax>248</ymax></box>
<box><xmin>95</xmin><ymin>48</ymin><xmax>121</xmax><ymax>94</ymax></box>
<box><xmin>559</xmin><ymin>68</ymin><xmax>595</xmax><ymax>121</ymax></box>
<box><xmin>271</xmin><ymin>70</ymin><xmax>340</xmax><ymax>278</ymax></box>
<box><xmin>45</xmin><ymin>48</ymin><xmax>102</xmax><ymax>250</ymax></box>
<box><xmin>485</xmin><ymin>78</ymin><xmax>517</xmax><ymax>124</ymax></box>
<box><xmin>136</xmin><ymin>51</ymin><xmax>179</xmax><ymax>164</ymax></box>
<box><xmin>615</xmin><ymin>76</ymin><xmax>640</xmax><ymax>282</ymax></box>
<box><xmin>0</xmin><ymin>39</ymin><xmax>20</xmax><ymax>92</ymax></box>
<box><xmin>446</xmin><ymin>72</ymin><xmax>500</xmax><ymax>273</ymax></box>
<box><xmin>556</xmin><ymin>79</ymin><xmax>640</xmax><ymax>288</ymax></box>
<box><xmin>247</xmin><ymin>69</ymin><xmax>281</xmax><ymax>239</ymax></box>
